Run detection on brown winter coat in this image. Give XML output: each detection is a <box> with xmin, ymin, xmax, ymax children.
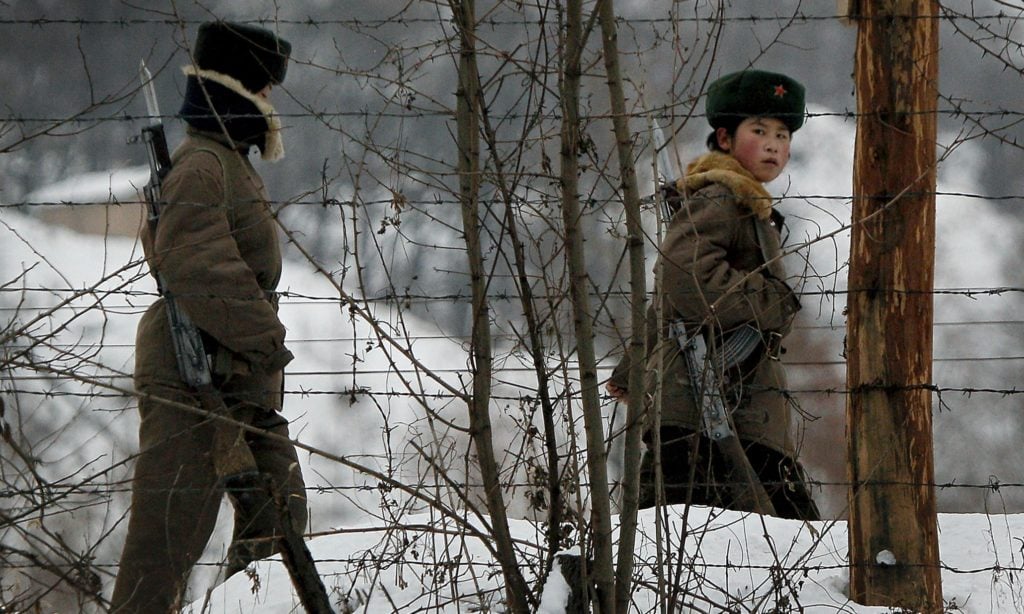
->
<box><xmin>135</xmin><ymin>128</ymin><xmax>293</xmax><ymax>410</ymax></box>
<box><xmin>113</xmin><ymin>127</ymin><xmax>305</xmax><ymax>614</ymax></box>
<box><xmin>617</xmin><ymin>151</ymin><xmax>802</xmax><ymax>456</ymax></box>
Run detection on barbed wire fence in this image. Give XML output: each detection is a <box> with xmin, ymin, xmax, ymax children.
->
<box><xmin>1</xmin><ymin>1</ymin><xmax>1023</xmax><ymax>612</ymax></box>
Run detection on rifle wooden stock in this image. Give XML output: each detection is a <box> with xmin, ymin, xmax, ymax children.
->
<box><xmin>674</xmin><ymin>321</ymin><xmax>777</xmax><ymax>516</ymax></box>
<box><xmin>268</xmin><ymin>475</ymin><xmax>335</xmax><ymax>614</ymax></box>
<box><xmin>162</xmin><ymin>288</ymin><xmax>259</xmax><ymax>484</ymax></box>
<box><xmin>194</xmin><ymin>385</ymin><xmax>259</xmax><ymax>482</ymax></box>
<box><xmin>713</xmin><ymin>427</ymin><xmax>777</xmax><ymax>516</ymax></box>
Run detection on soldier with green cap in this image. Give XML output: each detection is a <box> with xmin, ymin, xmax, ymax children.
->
<box><xmin>608</xmin><ymin>69</ymin><xmax>819</xmax><ymax>519</ymax></box>
<box><xmin>111</xmin><ymin>22</ymin><xmax>307</xmax><ymax>612</ymax></box>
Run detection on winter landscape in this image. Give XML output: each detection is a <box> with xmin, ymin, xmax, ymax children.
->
<box><xmin>3</xmin><ymin>1</ymin><xmax>1024</xmax><ymax>613</ymax></box>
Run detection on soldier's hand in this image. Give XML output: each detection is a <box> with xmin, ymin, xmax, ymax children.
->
<box><xmin>660</xmin><ymin>181</ymin><xmax>684</xmax><ymax>216</ymax></box>
<box><xmin>660</xmin><ymin>181</ymin><xmax>683</xmax><ymax>202</ymax></box>
<box><xmin>605</xmin><ymin>382</ymin><xmax>629</xmax><ymax>404</ymax></box>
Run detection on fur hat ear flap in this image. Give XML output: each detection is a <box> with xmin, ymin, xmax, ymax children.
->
<box><xmin>180</xmin><ymin>66</ymin><xmax>285</xmax><ymax>161</ymax></box>
<box><xmin>261</xmin><ymin>113</ymin><xmax>284</xmax><ymax>161</ymax></box>
<box><xmin>193</xmin><ymin>22</ymin><xmax>291</xmax><ymax>94</ymax></box>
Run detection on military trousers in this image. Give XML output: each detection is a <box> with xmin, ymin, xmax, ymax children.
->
<box><xmin>110</xmin><ymin>385</ymin><xmax>307</xmax><ymax>614</ymax></box>
<box><xmin>638</xmin><ymin>426</ymin><xmax>820</xmax><ymax>521</ymax></box>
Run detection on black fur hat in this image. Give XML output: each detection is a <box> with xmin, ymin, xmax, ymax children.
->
<box><xmin>706</xmin><ymin>70</ymin><xmax>806</xmax><ymax>132</ymax></box>
<box><xmin>193</xmin><ymin>22</ymin><xmax>291</xmax><ymax>93</ymax></box>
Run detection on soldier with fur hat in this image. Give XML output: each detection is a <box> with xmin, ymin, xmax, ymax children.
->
<box><xmin>111</xmin><ymin>22</ymin><xmax>306</xmax><ymax>612</ymax></box>
<box><xmin>608</xmin><ymin>69</ymin><xmax>819</xmax><ymax>520</ymax></box>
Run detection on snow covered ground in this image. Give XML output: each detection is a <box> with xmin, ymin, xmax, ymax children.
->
<box><xmin>3</xmin><ymin>108</ymin><xmax>1024</xmax><ymax>612</ymax></box>
<box><xmin>188</xmin><ymin>506</ymin><xmax>1024</xmax><ymax>613</ymax></box>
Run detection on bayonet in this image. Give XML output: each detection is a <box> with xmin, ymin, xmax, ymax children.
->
<box><xmin>138</xmin><ymin>61</ymin><xmax>172</xmax><ymax>213</ymax></box>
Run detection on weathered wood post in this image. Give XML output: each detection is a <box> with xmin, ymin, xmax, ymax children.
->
<box><xmin>846</xmin><ymin>0</ymin><xmax>943</xmax><ymax>611</ymax></box>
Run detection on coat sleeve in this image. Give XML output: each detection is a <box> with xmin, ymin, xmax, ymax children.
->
<box><xmin>152</xmin><ymin>150</ymin><xmax>292</xmax><ymax>373</ymax></box>
<box><xmin>608</xmin><ymin>353</ymin><xmax>631</xmax><ymax>391</ymax></box>
<box><xmin>658</xmin><ymin>184</ymin><xmax>799</xmax><ymax>334</ymax></box>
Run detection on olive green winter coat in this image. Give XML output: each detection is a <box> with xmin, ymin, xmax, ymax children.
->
<box><xmin>615</xmin><ymin>151</ymin><xmax>802</xmax><ymax>456</ymax></box>
<box><xmin>135</xmin><ymin>128</ymin><xmax>293</xmax><ymax>409</ymax></box>
<box><xmin>112</xmin><ymin>128</ymin><xmax>306</xmax><ymax>614</ymax></box>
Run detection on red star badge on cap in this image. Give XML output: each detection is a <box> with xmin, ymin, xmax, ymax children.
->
<box><xmin>773</xmin><ymin>84</ymin><xmax>787</xmax><ymax>98</ymax></box>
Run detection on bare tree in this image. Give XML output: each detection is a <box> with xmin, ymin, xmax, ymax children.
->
<box><xmin>3</xmin><ymin>2</ymin><xmax>1024</xmax><ymax>613</ymax></box>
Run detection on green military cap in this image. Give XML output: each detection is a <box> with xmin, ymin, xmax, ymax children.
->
<box><xmin>705</xmin><ymin>70</ymin><xmax>806</xmax><ymax>132</ymax></box>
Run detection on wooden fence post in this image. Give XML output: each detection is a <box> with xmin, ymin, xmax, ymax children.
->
<box><xmin>846</xmin><ymin>0</ymin><xmax>943</xmax><ymax>611</ymax></box>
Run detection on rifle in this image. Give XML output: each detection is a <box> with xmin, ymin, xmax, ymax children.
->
<box><xmin>138</xmin><ymin>60</ymin><xmax>258</xmax><ymax>486</ymax></box>
<box><xmin>651</xmin><ymin>120</ymin><xmax>777</xmax><ymax>516</ymax></box>
<box><xmin>137</xmin><ymin>62</ymin><xmax>335</xmax><ymax>612</ymax></box>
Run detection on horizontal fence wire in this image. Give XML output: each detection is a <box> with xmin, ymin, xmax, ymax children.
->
<box><xmin>2</xmin><ymin>5</ymin><xmax>1024</xmax><ymax>612</ymax></box>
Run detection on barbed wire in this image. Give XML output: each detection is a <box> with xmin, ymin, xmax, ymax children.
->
<box><xmin>0</xmin><ymin>317</ymin><xmax>1020</xmax><ymax>344</ymax></box>
<box><xmin>5</xmin><ymin>189</ymin><xmax>1024</xmax><ymax>210</ymax></box>
<box><xmin>1</xmin><ymin>549</ymin><xmax>1019</xmax><ymax>591</ymax></box>
<box><xmin>0</xmin><ymin>12</ymin><xmax>1021</xmax><ymax>27</ymax></box>
<box><xmin>3</xmin><ymin>285</ymin><xmax>1024</xmax><ymax>306</ymax></box>
<box><xmin>3</xmin><ymin>107</ymin><xmax>1024</xmax><ymax>126</ymax></box>
<box><xmin>5</xmin><ymin>474</ymin><xmax>1024</xmax><ymax>499</ymax></box>
<box><xmin>3</xmin><ymin>4</ymin><xmax>1024</xmax><ymax>612</ymax></box>
<box><xmin>4</xmin><ymin>381</ymin><xmax>1024</xmax><ymax>402</ymax></box>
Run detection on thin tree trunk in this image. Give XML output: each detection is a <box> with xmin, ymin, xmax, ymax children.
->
<box><xmin>451</xmin><ymin>1</ymin><xmax>531</xmax><ymax>611</ymax></box>
<box><xmin>847</xmin><ymin>1</ymin><xmax>942</xmax><ymax>611</ymax></box>
<box><xmin>594</xmin><ymin>0</ymin><xmax>646</xmax><ymax>611</ymax></box>
<box><xmin>559</xmin><ymin>1</ymin><xmax>615</xmax><ymax>611</ymax></box>
<box><xmin>472</xmin><ymin>85</ymin><xmax>566</xmax><ymax>586</ymax></box>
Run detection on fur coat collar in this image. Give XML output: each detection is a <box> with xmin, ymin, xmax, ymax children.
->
<box><xmin>180</xmin><ymin>65</ymin><xmax>284</xmax><ymax>161</ymax></box>
<box><xmin>680</xmin><ymin>151</ymin><xmax>773</xmax><ymax>220</ymax></box>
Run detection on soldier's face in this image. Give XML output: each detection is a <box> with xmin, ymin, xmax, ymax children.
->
<box><xmin>717</xmin><ymin>117</ymin><xmax>791</xmax><ymax>183</ymax></box>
